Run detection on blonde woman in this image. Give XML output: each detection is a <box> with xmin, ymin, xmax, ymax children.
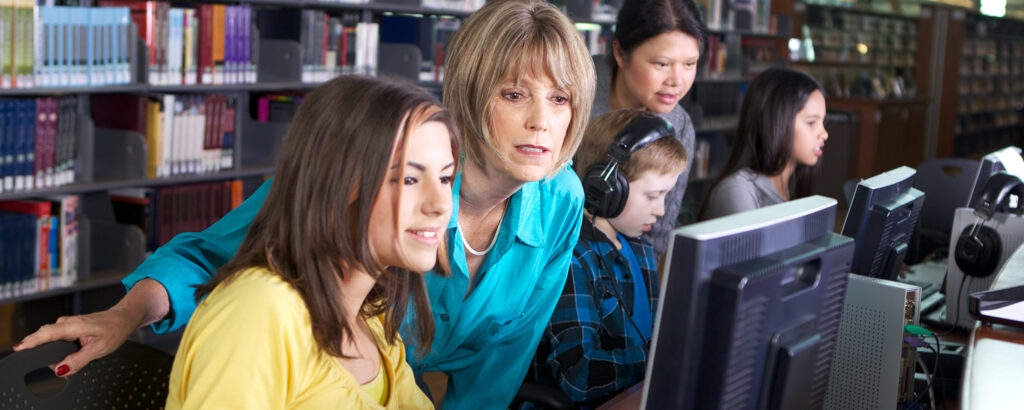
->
<box><xmin>17</xmin><ymin>1</ymin><xmax>596</xmax><ymax>408</ymax></box>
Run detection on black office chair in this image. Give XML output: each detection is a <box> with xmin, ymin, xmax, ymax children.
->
<box><xmin>0</xmin><ymin>340</ymin><xmax>174</xmax><ymax>409</ymax></box>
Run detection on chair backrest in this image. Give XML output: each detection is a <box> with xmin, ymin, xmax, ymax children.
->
<box><xmin>0</xmin><ymin>340</ymin><xmax>174</xmax><ymax>409</ymax></box>
<box><xmin>914</xmin><ymin>158</ymin><xmax>980</xmax><ymax>236</ymax></box>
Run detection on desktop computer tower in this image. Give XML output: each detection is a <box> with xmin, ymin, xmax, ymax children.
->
<box><xmin>824</xmin><ymin>274</ymin><xmax>921</xmax><ymax>410</ymax></box>
<box><xmin>945</xmin><ymin>208</ymin><xmax>1024</xmax><ymax>329</ymax></box>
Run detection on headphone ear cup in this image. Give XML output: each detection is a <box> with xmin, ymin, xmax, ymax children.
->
<box><xmin>954</xmin><ymin>224</ymin><xmax>1003</xmax><ymax>278</ymax></box>
<box><xmin>583</xmin><ymin>162</ymin><xmax>614</xmax><ymax>217</ymax></box>
<box><xmin>604</xmin><ymin>170</ymin><xmax>630</xmax><ymax>218</ymax></box>
<box><xmin>582</xmin><ymin>162</ymin><xmax>630</xmax><ymax>218</ymax></box>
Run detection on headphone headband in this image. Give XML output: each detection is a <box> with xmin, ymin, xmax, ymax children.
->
<box><xmin>606</xmin><ymin>116</ymin><xmax>676</xmax><ymax>164</ymax></box>
<box><xmin>582</xmin><ymin>114</ymin><xmax>677</xmax><ymax>218</ymax></box>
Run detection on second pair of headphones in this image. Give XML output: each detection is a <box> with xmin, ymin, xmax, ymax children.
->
<box><xmin>582</xmin><ymin>115</ymin><xmax>676</xmax><ymax>218</ymax></box>
<box><xmin>954</xmin><ymin>172</ymin><xmax>1024</xmax><ymax>278</ymax></box>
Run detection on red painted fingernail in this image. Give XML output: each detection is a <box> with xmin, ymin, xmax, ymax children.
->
<box><xmin>12</xmin><ymin>341</ymin><xmax>22</xmax><ymax>349</ymax></box>
<box><xmin>56</xmin><ymin>365</ymin><xmax>70</xmax><ymax>377</ymax></box>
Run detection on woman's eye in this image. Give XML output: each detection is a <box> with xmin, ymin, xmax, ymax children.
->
<box><xmin>404</xmin><ymin>176</ymin><xmax>419</xmax><ymax>185</ymax></box>
<box><xmin>655</xmin><ymin>62</ymin><xmax>668</xmax><ymax>68</ymax></box>
<box><xmin>552</xmin><ymin>95</ymin><xmax>569</xmax><ymax>104</ymax></box>
<box><xmin>504</xmin><ymin>91</ymin><xmax>523</xmax><ymax>101</ymax></box>
<box><xmin>440</xmin><ymin>175</ymin><xmax>454</xmax><ymax>185</ymax></box>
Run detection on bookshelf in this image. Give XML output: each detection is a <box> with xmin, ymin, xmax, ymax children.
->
<box><xmin>953</xmin><ymin>12</ymin><xmax>1024</xmax><ymax>158</ymax></box>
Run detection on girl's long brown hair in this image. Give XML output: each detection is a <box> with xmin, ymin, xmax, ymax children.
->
<box><xmin>196</xmin><ymin>75</ymin><xmax>459</xmax><ymax>358</ymax></box>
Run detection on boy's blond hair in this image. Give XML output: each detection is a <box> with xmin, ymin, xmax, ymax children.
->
<box><xmin>575</xmin><ymin>110</ymin><xmax>687</xmax><ymax>182</ymax></box>
<box><xmin>443</xmin><ymin>0</ymin><xmax>596</xmax><ymax>178</ymax></box>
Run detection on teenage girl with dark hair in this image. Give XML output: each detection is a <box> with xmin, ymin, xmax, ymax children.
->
<box><xmin>166</xmin><ymin>75</ymin><xmax>458</xmax><ymax>408</ymax></box>
<box><xmin>699</xmin><ymin>68</ymin><xmax>829</xmax><ymax>220</ymax></box>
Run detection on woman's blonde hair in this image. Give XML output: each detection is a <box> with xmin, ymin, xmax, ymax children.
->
<box><xmin>443</xmin><ymin>0</ymin><xmax>596</xmax><ymax>178</ymax></box>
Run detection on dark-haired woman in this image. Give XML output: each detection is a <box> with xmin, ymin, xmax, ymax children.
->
<box><xmin>699</xmin><ymin>68</ymin><xmax>829</xmax><ymax>221</ymax></box>
<box><xmin>592</xmin><ymin>0</ymin><xmax>706</xmax><ymax>260</ymax></box>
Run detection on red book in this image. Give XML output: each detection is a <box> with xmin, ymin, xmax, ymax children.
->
<box><xmin>213</xmin><ymin>95</ymin><xmax>225</xmax><ymax>150</ymax></box>
<box><xmin>197</xmin><ymin>5</ymin><xmax>214</xmax><ymax>84</ymax></box>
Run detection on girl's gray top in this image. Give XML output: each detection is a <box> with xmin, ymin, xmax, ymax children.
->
<box><xmin>702</xmin><ymin>167</ymin><xmax>786</xmax><ymax>220</ymax></box>
<box><xmin>590</xmin><ymin>55</ymin><xmax>695</xmax><ymax>262</ymax></box>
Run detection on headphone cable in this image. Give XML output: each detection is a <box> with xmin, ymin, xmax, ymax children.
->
<box><xmin>585</xmin><ymin>217</ymin><xmax>652</xmax><ymax>348</ymax></box>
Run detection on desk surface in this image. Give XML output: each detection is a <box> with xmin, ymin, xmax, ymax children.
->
<box><xmin>961</xmin><ymin>243</ymin><xmax>1024</xmax><ymax>409</ymax></box>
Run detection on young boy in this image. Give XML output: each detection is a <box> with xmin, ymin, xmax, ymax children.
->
<box><xmin>527</xmin><ymin>109</ymin><xmax>688</xmax><ymax>407</ymax></box>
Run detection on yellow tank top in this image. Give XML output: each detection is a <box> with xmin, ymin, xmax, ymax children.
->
<box><xmin>360</xmin><ymin>354</ymin><xmax>390</xmax><ymax>405</ymax></box>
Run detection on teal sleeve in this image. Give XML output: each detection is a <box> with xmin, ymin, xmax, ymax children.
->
<box><xmin>121</xmin><ymin>179</ymin><xmax>272</xmax><ymax>333</ymax></box>
<box><xmin>441</xmin><ymin>197</ymin><xmax>583</xmax><ymax>409</ymax></box>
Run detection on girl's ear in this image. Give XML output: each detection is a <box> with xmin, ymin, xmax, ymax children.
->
<box><xmin>612</xmin><ymin>40</ymin><xmax>626</xmax><ymax>69</ymax></box>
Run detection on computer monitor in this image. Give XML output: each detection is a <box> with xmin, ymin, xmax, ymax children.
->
<box><xmin>643</xmin><ymin>196</ymin><xmax>855</xmax><ymax>410</ymax></box>
<box><xmin>840</xmin><ymin>166</ymin><xmax>926</xmax><ymax>281</ymax></box>
<box><xmin>967</xmin><ymin>146</ymin><xmax>1024</xmax><ymax>209</ymax></box>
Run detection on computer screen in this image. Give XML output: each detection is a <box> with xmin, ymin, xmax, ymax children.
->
<box><xmin>840</xmin><ymin>166</ymin><xmax>926</xmax><ymax>281</ymax></box>
<box><xmin>967</xmin><ymin>146</ymin><xmax>1024</xmax><ymax>209</ymax></box>
<box><xmin>643</xmin><ymin>196</ymin><xmax>855</xmax><ymax>410</ymax></box>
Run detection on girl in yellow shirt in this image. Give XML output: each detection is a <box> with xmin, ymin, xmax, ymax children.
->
<box><xmin>165</xmin><ymin>75</ymin><xmax>459</xmax><ymax>409</ymax></box>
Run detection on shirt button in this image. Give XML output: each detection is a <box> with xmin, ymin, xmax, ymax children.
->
<box><xmin>440</xmin><ymin>313</ymin><xmax>450</xmax><ymax>322</ymax></box>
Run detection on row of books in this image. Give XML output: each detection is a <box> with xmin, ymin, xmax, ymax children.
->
<box><xmin>148</xmin><ymin>180</ymin><xmax>246</xmax><ymax>248</ymax></box>
<box><xmin>98</xmin><ymin>1</ymin><xmax>257</xmax><ymax>86</ymax></box>
<box><xmin>0</xmin><ymin>2</ymin><xmax>258</xmax><ymax>89</ymax></box>
<box><xmin>0</xmin><ymin>196</ymin><xmax>79</xmax><ymax>300</ymax></box>
<box><xmin>93</xmin><ymin>94</ymin><xmax>236</xmax><ymax>179</ymax></box>
<box><xmin>296</xmin><ymin>10</ymin><xmax>378</xmax><ymax>83</ymax></box>
<box><xmin>2</xmin><ymin>5</ymin><xmax>133</xmax><ymax>88</ymax></box>
<box><xmin>0</xmin><ymin>97</ymin><xmax>79</xmax><ymax>193</ymax></box>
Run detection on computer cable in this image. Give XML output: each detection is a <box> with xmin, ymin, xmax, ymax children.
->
<box><xmin>905</xmin><ymin>335</ymin><xmax>937</xmax><ymax>410</ymax></box>
<box><xmin>906</xmin><ymin>326</ymin><xmax>945</xmax><ymax>410</ymax></box>
<box><xmin>937</xmin><ymin>275</ymin><xmax>970</xmax><ymax>337</ymax></box>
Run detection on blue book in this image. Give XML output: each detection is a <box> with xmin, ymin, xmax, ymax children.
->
<box><xmin>12</xmin><ymin>100</ymin><xmax>24</xmax><ymax>191</ymax></box>
<box><xmin>86</xmin><ymin>7</ymin><xmax>95</xmax><ymax>85</ymax></box>
<box><xmin>16</xmin><ymin>99</ymin><xmax>36</xmax><ymax>191</ymax></box>
<box><xmin>48</xmin><ymin>215</ymin><xmax>58</xmax><ymax>284</ymax></box>
<box><xmin>1</xmin><ymin>100</ymin><xmax>14</xmax><ymax>192</ymax></box>
<box><xmin>40</xmin><ymin>6</ymin><xmax>54</xmax><ymax>87</ymax></box>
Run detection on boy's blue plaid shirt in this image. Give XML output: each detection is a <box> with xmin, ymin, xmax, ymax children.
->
<box><xmin>528</xmin><ymin>218</ymin><xmax>660</xmax><ymax>405</ymax></box>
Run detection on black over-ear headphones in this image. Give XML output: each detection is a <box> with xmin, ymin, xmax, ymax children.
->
<box><xmin>582</xmin><ymin>115</ymin><xmax>676</xmax><ymax>218</ymax></box>
<box><xmin>954</xmin><ymin>172</ymin><xmax>1024</xmax><ymax>278</ymax></box>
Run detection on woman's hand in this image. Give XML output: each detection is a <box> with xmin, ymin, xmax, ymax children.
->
<box><xmin>12</xmin><ymin>279</ymin><xmax>171</xmax><ymax>377</ymax></box>
<box><xmin>14</xmin><ymin>305</ymin><xmax>145</xmax><ymax>376</ymax></box>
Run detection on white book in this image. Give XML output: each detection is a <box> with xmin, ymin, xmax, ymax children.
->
<box><xmin>191</xmin><ymin>97</ymin><xmax>204</xmax><ymax>175</ymax></box>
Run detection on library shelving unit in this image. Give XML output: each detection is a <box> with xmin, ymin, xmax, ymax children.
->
<box><xmin>918</xmin><ymin>4</ymin><xmax>1024</xmax><ymax>160</ymax></box>
<box><xmin>0</xmin><ymin>0</ymin><xmax>485</xmax><ymax>352</ymax></box>
<box><xmin>952</xmin><ymin>12</ymin><xmax>1024</xmax><ymax>157</ymax></box>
